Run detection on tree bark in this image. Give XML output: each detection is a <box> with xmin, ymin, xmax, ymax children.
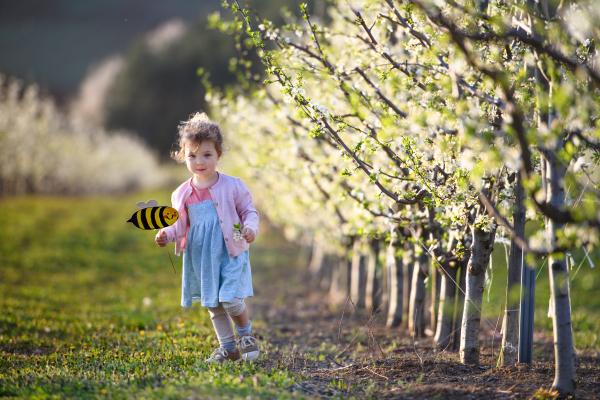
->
<box><xmin>409</xmin><ymin>230</ymin><xmax>428</xmax><ymax>338</ymax></box>
<box><xmin>350</xmin><ymin>237</ymin><xmax>366</xmax><ymax>308</ymax></box>
<box><xmin>365</xmin><ymin>239</ymin><xmax>381</xmax><ymax>312</ymax></box>
<box><xmin>381</xmin><ymin>241</ymin><xmax>390</xmax><ymax>311</ymax></box>
<box><xmin>460</xmin><ymin>226</ymin><xmax>495</xmax><ymax>365</ymax></box>
<box><xmin>543</xmin><ymin>147</ymin><xmax>576</xmax><ymax>395</ymax></box>
<box><xmin>330</xmin><ymin>239</ymin><xmax>353</xmax><ymax>306</ymax></box>
<box><xmin>386</xmin><ymin>227</ymin><xmax>403</xmax><ymax>327</ymax></box>
<box><xmin>430</xmin><ymin>266</ymin><xmax>440</xmax><ymax>335</ymax></box>
<box><xmin>402</xmin><ymin>229</ymin><xmax>414</xmax><ymax>327</ymax></box>
<box><xmin>453</xmin><ymin>253</ymin><xmax>469</xmax><ymax>350</ymax></box>
<box><xmin>426</xmin><ymin>207</ymin><xmax>458</xmax><ymax>348</ymax></box>
<box><xmin>319</xmin><ymin>254</ymin><xmax>335</xmax><ymax>290</ymax></box>
<box><xmin>501</xmin><ymin>174</ymin><xmax>525</xmax><ymax>366</ymax></box>
<box><xmin>299</xmin><ymin>236</ymin><xmax>313</xmax><ymax>272</ymax></box>
<box><xmin>308</xmin><ymin>235</ymin><xmax>325</xmax><ymax>281</ymax></box>
<box><xmin>329</xmin><ymin>256</ymin><xmax>341</xmax><ymax>305</ymax></box>
<box><xmin>434</xmin><ymin>262</ymin><xmax>457</xmax><ymax>349</ymax></box>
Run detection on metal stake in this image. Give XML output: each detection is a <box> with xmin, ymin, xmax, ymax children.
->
<box><xmin>518</xmin><ymin>252</ymin><xmax>535</xmax><ymax>363</ymax></box>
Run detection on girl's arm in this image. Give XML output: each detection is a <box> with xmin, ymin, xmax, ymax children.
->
<box><xmin>156</xmin><ymin>225</ymin><xmax>176</xmax><ymax>246</ymax></box>
<box><xmin>156</xmin><ymin>190</ymin><xmax>179</xmax><ymax>246</ymax></box>
<box><xmin>235</xmin><ymin>179</ymin><xmax>259</xmax><ymax>238</ymax></box>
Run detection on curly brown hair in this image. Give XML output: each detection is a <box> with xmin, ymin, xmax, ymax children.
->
<box><xmin>171</xmin><ymin>112</ymin><xmax>224</xmax><ymax>162</ymax></box>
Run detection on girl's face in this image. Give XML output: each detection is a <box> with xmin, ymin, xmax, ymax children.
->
<box><xmin>185</xmin><ymin>141</ymin><xmax>221</xmax><ymax>183</ymax></box>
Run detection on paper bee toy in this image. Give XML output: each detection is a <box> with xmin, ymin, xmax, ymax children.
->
<box><xmin>126</xmin><ymin>199</ymin><xmax>179</xmax><ymax>230</ymax></box>
<box><xmin>127</xmin><ymin>199</ymin><xmax>178</xmax><ymax>273</ymax></box>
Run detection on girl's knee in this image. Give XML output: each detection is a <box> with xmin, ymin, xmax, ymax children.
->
<box><xmin>222</xmin><ymin>298</ymin><xmax>246</xmax><ymax>316</ymax></box>
<box><xmin>207</xmin><ymin>303</ymin><xmax>227</xmax><ymax>318</ymax></box>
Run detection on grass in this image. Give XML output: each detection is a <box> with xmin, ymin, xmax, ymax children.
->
<box><xmin>2</xmin><ymin>193</ymin><xmax>599</xmax><ymax>398</ymax></box>
<box><xmin>0</xmin><ymin>191</ymin><xmax>304</xmax><ymax>399</ymax></box>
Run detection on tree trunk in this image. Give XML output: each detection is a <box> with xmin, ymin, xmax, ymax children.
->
<box><xmin>330</xmin><ymin>239</ymin><xmax>353</xmax><ymax>306</ymax></box>
<box><xmin>330</xmin><ymin>254</ymin><xmax>351</xmax><ymax>305</ymax></box>
<box><xmin>350</xmin><ymin>238</ymin><xmax>366</xmax><ymax>309</ymax></box>
<box><xmin>319</xmin><ymin>254</ymin><xmax>334</xmax><ymax>290</ymax></box>
<box><xmin>408</xmin><ymin>236</ymin><xmax>428</xmax><ymax>338</ymax></box>
<box><xmin>501</xmin><ymin>174</ymin><xmax>525</xmax><ymax>366</ymax></box>
<box><xmin>544</xmin><ymin>146</ymin><xmax>576</xmax><ymax>395</ymax></box>
<box><xmin>453</xmin><ymin>253</ymin><xmax>469</xmax><ymax>350</ymax></box>
<box><xmin>308</xmin><ymin>235</ymin><xmax>325</xmax><ymax>281</ymax></box>
<box><xmin>381</xmin><ymin>239</ymin><xmax>390</xmax><ymax>311</ymax></box>
<box><xmin>460</xmin><ymin>226</ymin><xmax>495</xmax><ymax>365</ymax></box>
<box><xmin>434</xmin><ymin>262</ymin><xmax>457</xmax><ymax>349</ymax></box>
<box><xmin>329</xmin><ymin>256</ymin><xmax>341</xmax><ymax>305</ymax></box>
<box><xmin>430</xmin><ymin>266</ymin><xmax>440</xmax><ymax>335</ymax></box>
<box><xmin>402</xmin><ymin>228</ymin><xmax>414</xmax><ymax>327</ymax></box>
<box><xmin>365</xmin><ymin>239</ymin><xmax>381</xmax><ymax>312</ymax></box>
<box><xmin>386</xmin><ymin>227</ymin><xmax>403</xmax><ymax>327</ymax></box>
<box><xmin>299</xmin><ymin>236</ymin><xmax>313</xmax><ymax>271</ymax></box>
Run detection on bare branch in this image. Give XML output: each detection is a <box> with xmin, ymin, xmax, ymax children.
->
<box><xmin>478</xmin><ymin>190</ymin><xmax>532</xmax><ymax>253</ymax></box>
<box><xmin>353</xmin><ymin>10</ymin><xmax>429</xmax><ymax>91</ymax></box>
<box><xmin>343</xmin><ymin>184</ymin><xmax>403</xmax><ymax>222</ymax></box>
<box><xmin>429</xmin><ymin>0</ymin><xmax>600</xmax><ymax>85</ymax></box>
<box><xmin>302</xmin><ymin>7</ymin><xmax>335</xmax><ymax>74</ymax></box>
<box><xmin>322</xmin><ymin>118</ymin><xmax>400</xmax><ymax>202</ymax></box>
<box><xmin>354</xmin><ymin>67</ymin><xmax>408</xmax><ymax>118</ymax></box>
<box><xmin>396</xmin><ymin>189</ymin><xmax>430</xmax><ymax>205</ymax></box>
<box><xmin>570</xmin><ymin>129</ymin><xmax>600</xmax><ymax>152</ymax></box>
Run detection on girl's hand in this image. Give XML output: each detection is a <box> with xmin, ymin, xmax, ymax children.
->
<box><xmin>242</xmin><ymin>227</ymin><xmax>256</xmax><ymax>243</ymax></box>
<box><xmin>155</xmin><ymin>231</ymin><xmax>168</xmax><ymax>247</ymax></box>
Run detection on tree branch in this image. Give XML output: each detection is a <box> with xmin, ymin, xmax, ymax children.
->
<box><xmin>570</xmin><ymin>129</ymin><xmax>600</xmax><ymax>152</ymax></box>
<box><xmin>354</xmin><ymin>67</ymin><xmax>407</xmax><ymax>118</ymax></box>
<box><xmin>431</xmin><ymin>0</ymin><xmax>600</xmax><ymax>85</ymax></box>
<box><xmin>478</xmin><ymin>190</ymin><xmax>532</xmax><ymax>253</ymax></box>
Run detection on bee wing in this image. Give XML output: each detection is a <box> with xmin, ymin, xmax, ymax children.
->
<box><xmin>136</xmin><ymin>199</ymin><xmax>159</xmax><ymax>209</ymax></box>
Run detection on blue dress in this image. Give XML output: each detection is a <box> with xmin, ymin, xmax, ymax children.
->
<box><xmin>181</xmin><ymin>200</ymin><xmax>253</xmax><ymax>308</ymax></box>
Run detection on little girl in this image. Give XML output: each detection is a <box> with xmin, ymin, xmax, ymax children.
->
<box><xmin>155</xmin><ymin>112</ymin><xmax>260</xmax><ymax>363</ymax></box>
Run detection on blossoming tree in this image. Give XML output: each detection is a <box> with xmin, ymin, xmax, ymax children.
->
<box><xmin>208</xmin><ymin>0</ymin><xmax>600</xmax><ymax>396</ymax></box>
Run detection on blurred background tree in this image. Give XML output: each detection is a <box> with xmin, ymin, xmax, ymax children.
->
<box><xmin>103</xmin><ymin>21</ymin><xmax>238</xmax><ymax>157</ymax></box>
<box><xmin>103</xmin><ymin>0</ymin><xmax>322</xmax><ymax>157</ymax></box>
<box><xmin>0</xmin><ymin>0</ymin><xmax>323</xmax><ymax>194</ymax></box>
<box><xmin>0</xmin><ymin>0</ymin><xmax>322</xmax><ymax>158</ymax></box>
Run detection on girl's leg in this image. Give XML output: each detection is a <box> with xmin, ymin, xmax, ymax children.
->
<box><xmin>230</xmin><ymin>307</ymin><xmax>249</xmax><ymax>328</ymax></box>
<box><xmin>221</xmin><ymin>298</ymin><xmax>251</xmax><ymax>336</ymax></box>
<box><xmin>222</xmin><ymin>298</ymin><xmax>258</xmax><ymax>360</ymax></box>
<box><xmin>207</xmin><ymin>304</ymin><xmax>237</xmax><ymax>352</ymax></box>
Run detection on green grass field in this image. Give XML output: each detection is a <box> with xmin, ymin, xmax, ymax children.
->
<box><xmin>0</xmin><ymin>192</ymin><xmax>302</xmax><ymax>399</ymax></box>
<box><xmin>1</xmin><ymin>193</ymin><xmax>599</xmax><ymax>399</ymax></box>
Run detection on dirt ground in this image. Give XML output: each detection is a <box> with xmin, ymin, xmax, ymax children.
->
<box><xmin>246</xmin><ymin>258</ymin><xmax>600</xmax><ymax>399</ymax></box>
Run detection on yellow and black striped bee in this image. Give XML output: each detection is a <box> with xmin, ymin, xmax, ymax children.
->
<box><xmin>126</xmin><ymin>199</ymin><xmax>179</xmax><ymax>230</ymax></box>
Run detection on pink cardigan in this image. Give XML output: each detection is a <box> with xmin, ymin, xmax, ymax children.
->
<box><xmin>160</xmin><ymin>173</ymin><xmax>259</xmax><ymax>258</ymax></box>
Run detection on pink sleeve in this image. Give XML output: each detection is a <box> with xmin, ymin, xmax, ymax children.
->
<box><xmin>235</xmin><ymin>179</ymin><xmax>259</xmax><ymax>236</ymax></box>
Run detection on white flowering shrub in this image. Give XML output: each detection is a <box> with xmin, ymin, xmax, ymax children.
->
<box><xmin>0</xmin><ymin>75</ymin><xmax>168</xmax><ymax>197</ymax></box>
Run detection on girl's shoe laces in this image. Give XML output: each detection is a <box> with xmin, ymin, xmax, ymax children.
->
<box><xmin>238</xmin><ymin>336</ymin><xmax>254</xmax><ymax>349</ymax></box>
<box><xmin>210</xmin><ymin>347</ymin><xmax>228</xmax><ymax>358</ymax></box>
